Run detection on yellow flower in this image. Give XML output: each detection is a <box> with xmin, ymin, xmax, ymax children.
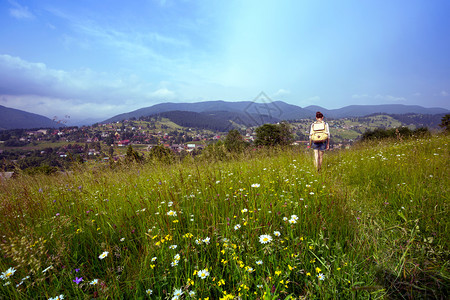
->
<box><xmin>187</xmin><ymin>278</ymin><xmax>194</xmax><ymax>285</ymax></box>
<box><xmin>193</xmin><ymin>270</ymin><xmax>198</xmax><ymax>276</ymax></box>
<box><xmin>218</xmin><ymin>279</ymin><xmax>225</xmax><ymax>286</ymax></box>
<box><xmin>306</xmin><ymin>272</ymin><xmax>311</xmax><ymax>276</ymax></box>
<box><xmin>315</xmin><ymin>267</ymin><xmax>321</xmax><ymax>273</ymax></box>
<box><xmin>150</xmin><ymin>264</ymin><xmax>155</xmax><ymax>269</ymax></box>
<box><xmin>288</xmin><ymin>265</ymin><xmax>294</xmax><ymax>271</ymax></box>
<box><xmin>172</xmin><ymin>220</ymin><xmax>179</xmax><ymax>223</ymax></box>
<box><xmin>275</xmin><ymin>270</ymin><xmax>282</xmax><ymax>276</ymax></box>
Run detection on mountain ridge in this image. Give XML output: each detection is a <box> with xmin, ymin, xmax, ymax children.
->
<box><xmin>0</xmin><ymin>105</ymin><xmax>63</xmax><ymax>130</ymax></box>
<box><xmin>103</xmin><ymin>101</ymin><xmax>449</xmax><ymax>123</ymax></box>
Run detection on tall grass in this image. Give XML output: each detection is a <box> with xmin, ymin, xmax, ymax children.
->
<box><xmin>0</xmin><ymin>135</ymin><xmax>448</xmax><ymax>299</ymax></box>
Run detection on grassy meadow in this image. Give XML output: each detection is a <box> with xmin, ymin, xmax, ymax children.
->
<box><xmin>0</xmin><ymin>135</ymin><xmax>448</xmax><ymax>299</ymax></box>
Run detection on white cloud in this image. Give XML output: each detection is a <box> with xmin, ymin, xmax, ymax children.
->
<box><xmin>272</xmin><ymin>89</ymin><xmax>290</xmax><ymax>98</ymax></box>
<box><xmin>0</xmin><ymin>54</ymin><xmax>178</xmax><ymax>120</ymax></box>
<box><xmin>374</xmin><ymin>95</ymin><xmax>406</xmax><ymax>102</ymax></box>
<box><xmin>351</xmin><ymin>94</ymin><xmax>406</xmax><ymax>102</ymax></box>
<box><xmin>352</xmin><ymin>94</ymin><xmax>369</xmax><ymax>99</ymax></box>
<box><xmin>9</xmin><ymin>0</ymin><xmax>34</xmax><ymax>20</ymax></box>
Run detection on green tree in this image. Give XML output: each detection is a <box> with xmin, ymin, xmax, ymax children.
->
<box><xmin>126</xmin><ymin>145</ymin><xmax>143</xmax><ymax>163</ymax></box>
<box><xmin>254</xmin><ymin>123</ymin><xmax>293</xmax><ymax>147</ymax></box>
<box><xmin>439</xmin><ymin>114</ymin><xmax>450</xmax><ymax>133</ymax></box>
<box><xmin>224</xmin><ymin>129</ymin><xmax>246</xmax><ymax>152</ymax></box>
<box><xmin>148</xmin><ymin>145</ymin><xmax>174</xmax><ymax>164</ymax></box>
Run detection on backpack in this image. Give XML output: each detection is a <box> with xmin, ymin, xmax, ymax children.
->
<box><xmin>311</xmin><ymin>121</ymin><xmax>328</xmax><ymax>142</ymax></box>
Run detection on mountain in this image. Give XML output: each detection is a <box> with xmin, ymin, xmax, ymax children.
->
<box><xmin>0</xmin><ymin>105</ymin><xmax>63</xmax><ymax>130</ymax></box>
<box><xmin>103</xmin><ymin>101</ymin><xmax>448</xmax><ymax>125</ymax></box>
<box><xmin>304</xmin><ymin>104</ymin><xmax>449</xmax><ymax>119</ymax></box>
<box><xmin>102</xmin><ymin>100</ymin><xmax>313</xmax><ymax>124</ymax></box>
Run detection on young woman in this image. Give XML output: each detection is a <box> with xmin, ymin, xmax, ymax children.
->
<box><xmin>309</xmin><ymin>112</ymin><xmax>330</xmax><ymax>172</ymax></box>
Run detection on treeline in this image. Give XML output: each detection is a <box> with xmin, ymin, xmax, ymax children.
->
<box><xmin>360</xmin><ymin>126</ymin><xmax>430</xmax><ymax>141</ymax></box>
<box><xmin>143</xmin><ymin>111</ymin><xmax>232</xmax><ymax>131</ymax></box>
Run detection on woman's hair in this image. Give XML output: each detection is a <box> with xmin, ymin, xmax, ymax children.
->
<box><xmin>316</xmin><ymin>111</ymin><xmax>324</xmax><ymax>119</ymax></box>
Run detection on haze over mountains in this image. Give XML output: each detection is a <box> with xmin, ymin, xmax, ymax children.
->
<box><xmin>1</xmin><ymin>101</ymin><xmax>448</xmax><ymax>130</ymax></box>
<box><xmin>101</xmin><ymin>100</ymin><xmax>448</xmax><ymax>123</ymax></box>
<box><xmin>0</xmin><ymin>105</ymin><xmax>62</xmax><ymax>130</ymax></box>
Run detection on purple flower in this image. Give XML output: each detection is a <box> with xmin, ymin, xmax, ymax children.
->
<box><xmin>56</xmin><ymin>213</ymin><xmax>60</xmax><ymax>217</ymax></box>
<box><xmin>73</xmin><ymin>277</ymin><xmax>83</xmax><ymax>284</ymax></box>
<box><xmin>75</xmin><ymin>268</ymin><xmax>80</xmax><ymax>273</ymax></box>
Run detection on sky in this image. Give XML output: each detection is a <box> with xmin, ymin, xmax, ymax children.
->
<box><xmin>1</xmin><ymin>0</ymin><xmax>449</xmax><ymax>124</ymax></box>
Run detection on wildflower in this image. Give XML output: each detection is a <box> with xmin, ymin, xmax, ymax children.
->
<box><xmin>251</xmin><ymin>183</ymin><xmax>260</xmax><ymax>188</ymax></box>
<box><xmin>73</xmin><ymin>277</ymin><xmax>83</xmax><ymax>284</ymax></box>
<box><xmin>75</xmin><ymin>268</ymin><xmax>80</xmax><ymax>272</ymax></box>
<box><xmin>290</xmin><ymin>215</ymin><xmax>298</xmax><ymax>221</ymax></box>
<box><xmin>1</xmin><ymin>267</ymin><xmax>16</xmax><ymax>280</ymax></box>
<box><xmin>189</xmin><ymin>290</ymin><xmax>196</xmax><ymax>296</ymax></box>
<box><xmin>48</xmin><ymin>295</ymin><xmax>64</xmax><ymax>300</ymax></box>
<box><xmin>218</xmin><ymin>279</ymin><xmax>225</xmax><ymax>286</ymax></box>
<box><xmin>195</xmin><ymin>239</ymin><xmax>202</xmax><ymax>245</ymax></box>
<box><xmin>273</xmin><ymin>231</ymin><xmax>281</xmax><ymax>237</ymax></box>
<box><xmin>90</xmin><ymin>279</ymin><xmax>99</xmax><ymax>285</ymax></box>
<box><xmin>306</xmin><ymin>272</ymin><xmax>311</xmax><ymax>276</ymax></box>
<box><xmin>203</xmin><ymin>237</ymin><xmax>211</xmax><ymax>244</ymax></box>
<box><xmin>234</xmin><ymin>224</ymin><xmax>241</xmax><ymax>230</ymax></box>
<box><xmin>283</xmin><ymin>217</ymin><xmax>288</xmax><ymax>221</ymax></box>
<box><xmin>151</xmin><ymin>257</ymin><xmax>157</xmax><ymax>262</ymax></box>
<box><xmin>289</xmin><ymin>219</ymin><xmax>297</xmax><ymax>224</ymax></box>
<box><xmin>120</xmin><ymin>238</ymin><xmax>125</xmax><ymax>242</ymax></box>
<box><xmin>99</xmin><ymin>251</ymin><xmax>109</xmax><ymax>260</ymax></box>
<box><xmin>256</xmin><ymin>260</ymin><xmax>263</xmax><ymax>265</ymax></box>
<box><xmin>315</xmin><ymin>267</ymin><xmax>321</xmax><ymax>273</ymax></box>
<box><xmin>167</xmin><ymin>210</ymin><xmax>177</xmax><ymax>217</ymax></box>
<box><xmin>174</xmin><ymin>254</ymin><xmax>181</xmax><ymax>261</ymax></box>
<box><xmin>198</xmin><ymin>269</ymin><xmax>210</xmax><ymax>279</ymax></box>
<box><xmin>246</xmin><ymin>267</ymin><xmax>254</xmax><ymax>273</ymax></box>
<box><xmin>317</xmin><ymin>273</ymin><xmax>325</xmax><ymax>280</ymax></box>
<box><xmin>241</xmin><ymin>208</ymin><xmax>248</xmax><ymax>213</ymax></box>
<box><xmin>169</xmin><ymin>245</ymin><xmax>178</xmax><ymax>249</ymax></box>
<box><xmin>257</xmin><ymin>284</ymin><xmax>263</xmax><ymax>288</ymax></box>
<box><xmin>171</xmin><ymin>260</ymin><xmax>179</xmax><ymax>267</ymax></box>
<box><xmin>173</xmin><ymin>288</ymin><xmax>183</xmax><ymax>297</ymax></box>
<box><xmin>168</xmin><ymin>201</ymin><xmax>173</xmax><ymax>207</ymax></box>
<box><xmin>259</xmin><ymin>234</ymin><xmax>273</xmax><ymax>244</ymax></box>
<box><xmin>146</xmin><ymin>289</ymin><xmax>153</xmax><ymax>295</ymax></box>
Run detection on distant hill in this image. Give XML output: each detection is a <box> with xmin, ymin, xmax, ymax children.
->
<box><xmin>140</xmin><ymin>110</ymin><xmax>281</xmax><ymax>131</ymax></box>
<box><xmin>102</xmin><ymin>100</ymin><xmax>313</xmax><ymax>124</ymax></box>
<box><xmin>103</xmin><ymin>101</ymin><xmax>449</xmax><ymax>125</ymax></box>
<box><xmin>305</xmin><ymin>104</ymin><xmax>449</xmax><ymax>119</ymax></box>
<box><xmin>0</xmin><ymin>105</ymin><xmax>63</xmax><ymax>130</ymax></box>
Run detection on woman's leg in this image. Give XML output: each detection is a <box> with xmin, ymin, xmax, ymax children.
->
<box><xmin>314</xmin><ymin>149</ymin><xmax>319</xmax><ymax>169</ymax></box>
<box><xmin>318</xmin><ymin>150</ymin><xmax>324</xmax><ymax>171</ymax></box>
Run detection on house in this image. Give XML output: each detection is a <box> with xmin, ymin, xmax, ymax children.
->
<box><xmin>118</xmin><ymin>140</ymin><xmax>130</xmax><ymax>147</ymax></box>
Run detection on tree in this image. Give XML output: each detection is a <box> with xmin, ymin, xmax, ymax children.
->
<box><xmin>254</xmin><ymin>123</ymin><xmax>293</xmax><ymax>147</ymax></box>
<box><xmin>126</xmin><ymin>145</ymin><xmax>143</xmax><ymax>163</ymax></box>
<box><xmin>148</xmin><ymin>145</ymin><xmax>174</xmax><ymax>164</ymax></box>
<box><xmin>224</xmin><ymin>129</ymin><xmax>246</xmax><ymax>152</ymax></box>
<box><xmin>439</xmin><ymin>114</ymin><xmax>450</xmax><ymax>133</ymax></box>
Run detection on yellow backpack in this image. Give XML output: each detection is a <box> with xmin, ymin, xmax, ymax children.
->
<box><xmin>311</xmin><ymin>121</ymin><xmax>328</xmax><ymax>142</ymax></box>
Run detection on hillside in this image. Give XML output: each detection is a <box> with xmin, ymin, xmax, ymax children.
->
<box><xmin>0</xmin><ymin>105</ymin><xmax>63</xmax><ymax>130</ymax></box>
<box><xmin>0</xmin><ymin>135</ymin><xmax>448</xmax><ymax>299</ymax></box>
<box><xmin>103</xmin><ymin>101</ymin><xmax>449</xmax><ymax>125</ymax></box>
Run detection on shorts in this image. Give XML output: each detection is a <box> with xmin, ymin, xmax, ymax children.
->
<box><xmin>311</xmin><ymin>140</ymin><xmax>327</xmax><ymax>151</ymax></box>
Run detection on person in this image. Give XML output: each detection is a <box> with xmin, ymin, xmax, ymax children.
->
<box><xmin>309</xmin><ymin>111</ymin><xmax>330</xmax><ymax>172</ymax></box>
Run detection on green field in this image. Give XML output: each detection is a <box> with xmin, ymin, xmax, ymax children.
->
<box><xmin>0</xmin><ymin>135</ymin><xmax>448</xmax><ymax>299</ymax></box>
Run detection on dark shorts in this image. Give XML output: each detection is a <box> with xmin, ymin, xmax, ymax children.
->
<box><xmin>312</xmin><ymin>140</ymin><xmax>327</xmax><ymax>151</ymax></box>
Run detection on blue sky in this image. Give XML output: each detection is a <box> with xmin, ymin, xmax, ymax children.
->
<box><xmin>1</xmin><ymin>0</ymin><xmax>449</xmax><ymax>123</ymax></box>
